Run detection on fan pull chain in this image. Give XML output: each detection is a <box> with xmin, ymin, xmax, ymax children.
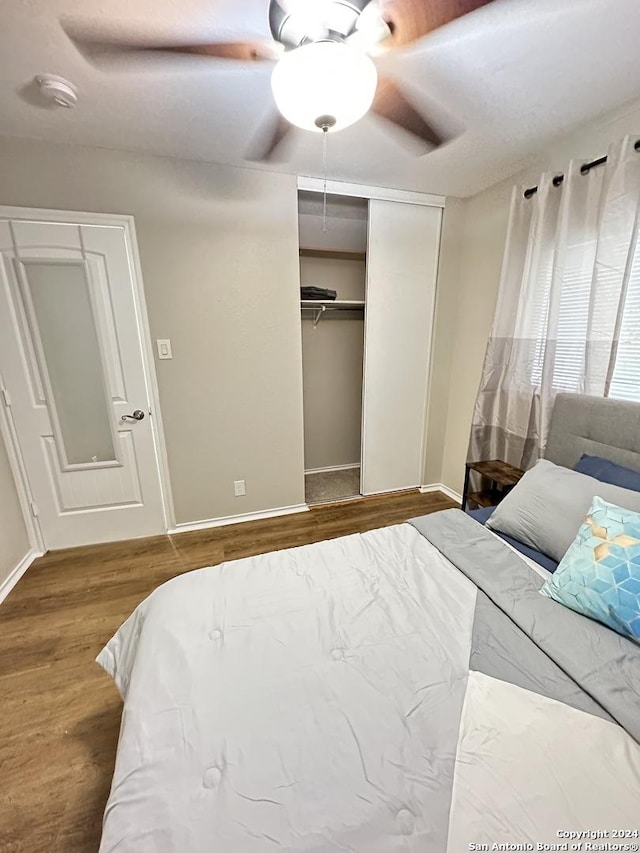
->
<box><xmin>322</xmin><ymin>125</ymin><xmax>328</xmax><ymax>233</ymax></box>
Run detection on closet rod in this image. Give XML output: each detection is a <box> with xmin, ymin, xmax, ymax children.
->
<box><xmin>301</xmin><ymin>300</ymin><xmax>365</xmax><ymax>327</ymax></box>
<box><xmin>523</xmin><ymin>139</ymin><xmax>640</xmax><ymax>199</ymax></box>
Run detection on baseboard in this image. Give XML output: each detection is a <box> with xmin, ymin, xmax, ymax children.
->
<box><xmin>168</xmin><ymin>503</ymin><xmax>309</xmax><ymax>534</ymax></box>
<box><xmin>0</xmin><ymin>548</ymin><xmax>45</xmax><ymax>606</ymax></box>
<box><xmin>304</xmin><ymin>464</ymin><xmax>360</xmax><ymax>475</ymax></box>
<box><xmin>420</xmin><ymin>483</ymin><xmax>463</xmax><ymax>504</ymax></box>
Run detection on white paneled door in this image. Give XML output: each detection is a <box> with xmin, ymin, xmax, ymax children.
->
<box><xmin>361</xmin><ymin>200</ymin><xmax>442</xmax><ymax>495</ymax></box>
<box><xmin>0</xmin><ymin>211</ymin><xmax>167</xmax><ymax>549</ymax></box>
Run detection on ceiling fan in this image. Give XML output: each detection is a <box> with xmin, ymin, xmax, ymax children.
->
<box><xmin>61</xmin><ymin>0</ymin><xmax>494</xmax><ymax>161</ymax></box>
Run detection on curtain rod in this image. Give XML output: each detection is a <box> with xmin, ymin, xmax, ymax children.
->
<box><xmin>523</xmin><ymin>138</ymin><xmax>640</xmax><ymax>199</ymax></box>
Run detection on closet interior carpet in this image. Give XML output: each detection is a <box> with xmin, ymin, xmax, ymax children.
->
<box><xmin>305</xmin><ymin>467</ymin><xmax>361</xmax><ymax>504</ymax></box>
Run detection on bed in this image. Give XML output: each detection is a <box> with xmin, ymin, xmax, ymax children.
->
<box><xmin>97</xmin><ymin>394</ymin><xmax>640</xmax><ymax>852</ymax></box>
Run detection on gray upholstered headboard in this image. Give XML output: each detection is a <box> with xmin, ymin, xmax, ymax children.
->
<box><xmin>545</xmin><ymin>393</ymin><xmax>640</xmax><ymax>473</ymax></box>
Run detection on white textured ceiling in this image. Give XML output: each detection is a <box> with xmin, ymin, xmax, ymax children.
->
<box><xmin>1</xmin><ymin>0</ymin><xmax>640</xmax><ymax>197</ymax></box>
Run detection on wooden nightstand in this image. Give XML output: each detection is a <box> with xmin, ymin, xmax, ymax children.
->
<box><xmin>461</xmin><ymin>460</ymin><xmax>525</xmax><ymax>511</ymax></box>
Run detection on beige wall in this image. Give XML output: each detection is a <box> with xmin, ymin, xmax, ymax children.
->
<box><xmin>299</xmin><ymin>212</ymin><xmax>367</xmax><ymax>253</ymax></box>
<box><xmin>300</xmin><ymin>256</ymin><xmax>365</xmax><ymax>470</ymax></box>
<box><xmin>423</xmin><ymin>198</ymin><xmax>466</xmax><ymax>485</ymax></box>
<box><xmin>298</xmin><ymin>193</ymin><xmax>368</xmax><ymax>253</ymax></box>
<box><xmin>429</xmin><ymin>99</ymin><xmax>640</xmax><ymax>494</ymax></box>
<box><xmin>437</xmin><ymin>182</ymin><xmax>512</xmax><ymax>492</ymax></box>
<box><xmin>0</xmin><ymin>429</ymin><xmax>30</xmax><ymax>586</ymax></box>
<box><xmin>0</xmin><ymin>135</ymin><xmax>304</xmax><ymax>524</ymax></box>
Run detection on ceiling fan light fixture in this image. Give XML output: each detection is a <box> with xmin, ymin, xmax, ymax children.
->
<box><xmin>271</xmin><ymin>41</ymin><xmax>377</xmax><ymax>133</ymax></box>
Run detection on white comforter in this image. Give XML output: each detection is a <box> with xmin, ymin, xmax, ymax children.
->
<box><xmin>98</xmin><ymin>522</ymin><xmax>640</xmax><ymax>852</ymax></box>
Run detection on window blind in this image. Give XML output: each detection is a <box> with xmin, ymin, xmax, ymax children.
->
<box><xmin>527</xmin><ymin>232</ymin><xmax>640</xmax><ymax>402</ymax></box>
<box><xmin>609</xmin><ymin>235</ymin><xmax>640</xmax><ymax>401</ymax></box>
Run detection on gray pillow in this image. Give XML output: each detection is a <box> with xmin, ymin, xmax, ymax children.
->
<box><xmin>486</xmin><ymin>459</ymin><xmax>640</xmax><ymax>562</ymax></box>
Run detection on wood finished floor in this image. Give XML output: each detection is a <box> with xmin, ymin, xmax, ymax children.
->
<box><xmin>0</xmin><ymin>489</ymin><xmax>456</xmax><ymax>853</ymax></box>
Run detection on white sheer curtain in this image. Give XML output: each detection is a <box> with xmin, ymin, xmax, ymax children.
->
<box><xmin>469</xmin><ymin>135</ymin><xmax>640</xmax><ymax>470</ymax></box>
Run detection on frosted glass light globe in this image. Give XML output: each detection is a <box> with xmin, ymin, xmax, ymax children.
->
<box><xmin>271</xmin><ymin>41</ymin><xmax>378</xmax><ymax>132</ymax></box>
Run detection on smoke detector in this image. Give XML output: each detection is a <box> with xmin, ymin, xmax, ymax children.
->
<box><xmin>35</xmin><ymin>74</ymin><xmax>78</xmax><ymax>108</ymax></box>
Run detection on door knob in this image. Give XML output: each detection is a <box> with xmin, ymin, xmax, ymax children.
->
<box><xmin>121</xmin><ymin>410</ymin><xmax>145</xmax><ymax>422</ymax></box>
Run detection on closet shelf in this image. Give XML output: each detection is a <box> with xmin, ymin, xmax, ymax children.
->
<box><xmin>300</xmin><ymin>300</ymin><xmax>365</xmax><ymax>327</ymax></box>
<box><xmin>299</xmin><ymin>248</ymin><xmax>366</xmax><ymax>262</ymax></box>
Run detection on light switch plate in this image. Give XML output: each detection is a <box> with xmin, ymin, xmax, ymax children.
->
<box><xmin>156</xmin><ymin>339</ymin><xmax>172</xmax><ymax>360</ymax></box>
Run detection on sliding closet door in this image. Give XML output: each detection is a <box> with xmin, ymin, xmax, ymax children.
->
<box><xmin>361</xmin><ymin>200</ymin><xmax>442</xmax><ymax>494</ymax></box>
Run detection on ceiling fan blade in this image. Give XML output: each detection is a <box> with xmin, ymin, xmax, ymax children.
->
<box><xmin>245</xmin><ymin>113</ymin><xmax>293</xmax><ymax>162</ymax></box>
<box><xmin>61</xmin><ymin>20</ymin><xmax>276</xmax><ymax>66</ymax></box>
<box><xmin>347</xmin><ymin>1</ymin><xmax>392</xmax><ymax>55</ymax></box>
<box><xmin>371</xmin><ymin>77</ymin><xmax>454</xmax><ymax>149</ymax></box>
<box><xmin>163</xmin><ymin>43</ymin><xmax>276</xmax><ymax>61</ymax></box>
<box><xmin>378</xmin><ymin>0</ymin><xmax>494</xmax><ymax>48</ymax></box>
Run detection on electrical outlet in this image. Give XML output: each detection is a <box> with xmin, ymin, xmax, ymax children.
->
<box><xmin>233</xmin><ymin>479</ymin><xmax>246</xmax><ymax>497</ymax></box>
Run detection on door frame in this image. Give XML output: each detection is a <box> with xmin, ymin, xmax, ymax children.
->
<box><xmin>0</xmin><ymin>206</ymin><xmax>176</xmax><ymax>550</ymax></box>
<box><xmin>297</xmin><ymin>177</ymin><xmax>446</xmax><ymax>209</ymax></box>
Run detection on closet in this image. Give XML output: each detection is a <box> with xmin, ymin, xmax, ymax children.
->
<box><xmin>298</xmin><ymin>182</ymin><xmax>443</xmax><ymax>506</ymax></box>
<box><xmin>299</xmin><ymin>192</ymin><xmax>367</xmax><ymax>503</ymax></box>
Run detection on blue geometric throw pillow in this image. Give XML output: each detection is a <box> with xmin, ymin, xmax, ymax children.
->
<box><xmin>540</xmin><ymin>496</ymin><xmax>640</xmax><ymax>642</ymax></box>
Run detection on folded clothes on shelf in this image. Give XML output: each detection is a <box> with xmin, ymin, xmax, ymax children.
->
<box><xmin>300</xmin><ymin>286</ymin><xmax>337</xmax><ymax>301</ymax></box>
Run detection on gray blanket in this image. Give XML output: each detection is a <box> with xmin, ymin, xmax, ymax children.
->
<box><xmin>410</xmin><ymin>509</ymin><xmax>640</xmax><ymax>742</ymax></box>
